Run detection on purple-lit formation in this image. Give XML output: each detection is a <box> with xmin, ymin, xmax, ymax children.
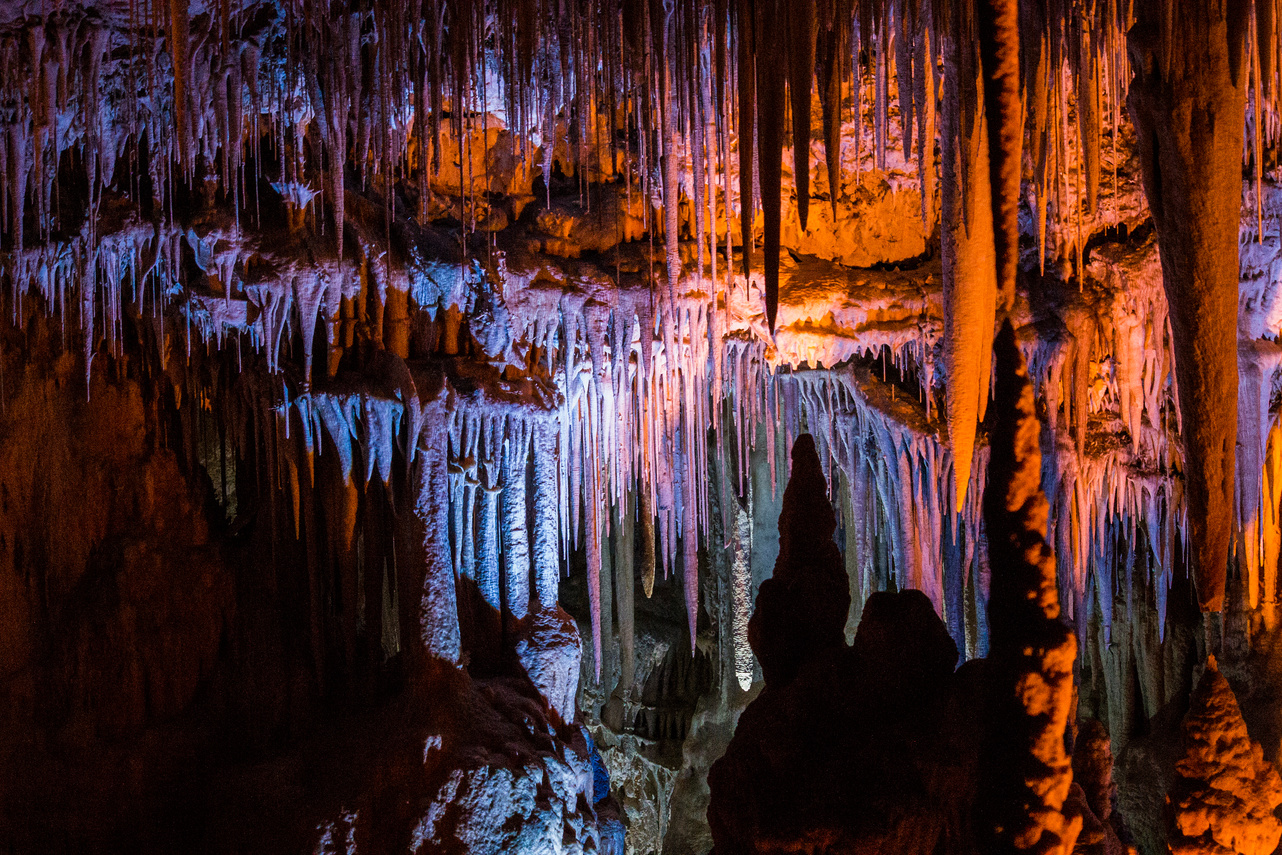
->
<box><xmin>5</xmin><ymin>0</ymin><xmax>1282</xmax><ymax>852</ymax></box>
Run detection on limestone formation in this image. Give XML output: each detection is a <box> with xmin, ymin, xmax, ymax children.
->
<box><xmin>1127</xmin><ymin>0</ymin><xmax>1248</xmax><ymax>611</ymax></box>
<box><xmin>6</xmin><ymin>0</ymin><xmax>1282</xmax><ymax>852</ymax></box>
<box><xmin>1167</xmin><ymin>657</ymin><xmax>1282</xmax><ymax>855</ymax></box>
<box><xmin>979</xmin><ymin>322</ymin><xmax>1082</xmax><ymax>855</ymax></box>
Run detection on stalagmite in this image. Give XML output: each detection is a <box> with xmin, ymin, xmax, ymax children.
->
<box><xmin>503</xmin><ymin>424</ymin><xmax>531</xmax><ymax>620</ymax></box>
<box><xmin>1127</xmin><ymin>0</ymin><xmax>1247</xmax><ymax>611</ymax></box>
<box><xmin>1167</xmin><ymin>657</ymin><xmax>1282</xmax><ymax>855</ymax></box>
<box><xmin>979</xmin><ymin>322</ymin><xmax>1081</xmax><ymax>855</ymax></box>
<box><xmin>747</xmin><ymin>434</ymin><xmax>848</xmax><ymax>687</ymax></box>
<box><xmin>415</xmin><ymin>400</ymin><xmax>460</xmax><ymax>665</ymax></box>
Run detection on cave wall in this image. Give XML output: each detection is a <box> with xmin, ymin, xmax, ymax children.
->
<box><xmin>7</xmin><ymin>1</ymin><xmax>1282</xmax><ymax>853</ymax></box>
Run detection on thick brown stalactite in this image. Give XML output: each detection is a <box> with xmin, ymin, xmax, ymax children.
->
<box><xmin>757</xmin><ymin>0</ymin><xmax>787</xmax><ymax>333</ymax></box>
<box><xmin>788</xmin><ymin>0</ymin><xmax>816</xmax><ymax>234</ymax></box>
<box><xmin>737</xmin><ymin>0</ymin><xmax>756</xmax><ymax>280</ymax></box>
<box><xmin>816</xmin><ymin>0</ymin><xmax>850</xmax><ymax>225</ymax></box>
<box><xmin>978</xmin><ymin>0</ymin><xmax>1023</xmax><ymax>313</ymax></box>
<box><xmin>979</xmin><ymin>322</ymin><xmax>1081</xmax><ymax>855</ymax></box>
<box><xmin>1127</xmin><ymin>0</ymin><xmax>1248</xmax><ymax>612</ymax></box>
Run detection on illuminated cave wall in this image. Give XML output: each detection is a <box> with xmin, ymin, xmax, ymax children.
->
<box><xmin>3</xmin><ymin>1</ymin><xmax>1282</xmax><ymax>853</ymax></box>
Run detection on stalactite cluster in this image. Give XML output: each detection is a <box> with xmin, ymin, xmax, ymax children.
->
<box><xmin>12</xmin><ymin>2</ymin><xmax>1282</xmax><ymax>849</ymax></box>
<box><xmin>6</xmin><ymin>0</ymin><xmax>1282</xmax><ymax>648</ymax></box>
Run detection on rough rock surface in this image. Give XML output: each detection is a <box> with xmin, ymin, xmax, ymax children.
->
<box><xmin>1072</xmin><ymin>720</ymin><xmax>1131</xmax><ymax>855</ymax></box>
<box><xmin>979</xmin><ymin>322</ymin><xmax>1082</xmax><ymax>855</ymax></box>
<box><xmin>514</xmin><ymin>605</ymin><xmax>584</xmax><ymax>724</ymax></box>
<box><xmin>1166</xmin><ymin>657</ymin><xmax>1282</xmax><ymax>855</ymax></box>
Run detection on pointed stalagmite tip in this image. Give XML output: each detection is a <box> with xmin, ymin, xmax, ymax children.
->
<box><xmin>747</xmin><ymin>433</ymin><xmax>848</xmax><ymax>686</ymax></box>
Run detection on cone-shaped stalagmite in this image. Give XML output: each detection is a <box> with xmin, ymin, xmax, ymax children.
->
<box><xmin>746</xmin><ymin>434</ymin><xmax>849</xmax><ymax>687</ymax></box>
<box><xmin>1127</xmin><ymin>0</ymin><xmax>1247</xmax><ymax>611</ymax></box>
<box><xmin>979</xmin><ymin>322</ymin><xmax>1081</xmax><ymax>855</ymax></box>
<box><xmin>1167</xmin><ymin>657</ymin><xmax>1282</xmax><ymax>855</ymax></box>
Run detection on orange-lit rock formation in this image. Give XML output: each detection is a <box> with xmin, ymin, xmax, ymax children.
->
<box><xmin>1127</xmin><ymin>1</ymin><xmax>1248</xmax><ymax>611</ymax></box>
<box><xmin>979</xmin><ymin>322</ymin><xmax>1082</xmax><ymax>855</ymax></box>
<box><xmin>1166</xmin><ymin>657</ymin><xmax>1282</xmax><ymax>855</ymax></box>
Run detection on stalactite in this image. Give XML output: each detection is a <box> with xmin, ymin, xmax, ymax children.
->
<box><xmin>1127</xmin><ymin>0</ymin><xmax>1248</xmax><ymax>611</ymax></box>
<box><xmin>9</xmin><ymin>0</ymin><xmax>1282</xmax><ymax>727</ymax></box>
<box><xmin>533</xmin><ymin>418</ymin><xmax>561</xmax><ymax>610</ymax></box>
<box><xmin>642</xmin><ymin>483</ymin><xmax>657</xmax><ymax>598</ymax></box>
<box><xmin>615</xmin><ymin>491</ymin><xmax>635</xmax><ymax>694</ymax></box>
<box><xmin>977</xmin><ymin>0</ymin><xmax>1022</xmax><ymax>312</ymax></box>
<box><xmin>662</xmin><ymin>8</ymin><xmax>682</xmax><ymax>311</ymax></box>
<box><xmin>756</xmin><ymin>0</ymin><xmax>786</xmax><ymax>332</ymax></box>
<box><xmin>939</xmin><ymin>0</ymin><xmax>997</xmax><ymax>513</ymax></box>
<box><xmin>731</xmin><ymin>496</ymin><xmax>753</xmax><ymax>691</ymax></box>
<box><xmin>1075</xmin><ymin>18</ymin><xmax>1101</xmax><ymax>217</ymax></box>
<box><xmin>817</xmin><ymin>0</ymin><xmax>846</xmax><ymax>224</ymax></box>
<box><xmin>913</xmin><ymin>4</ymin><xmax>936</xmax><ymax>226</ymax></box>
<box><xmin>503</xmin><ymin>422</ymin><xmax>532</xmax><ymax>620</ymax></box>
<box><xmin>788</xmin><ymin>0</ymin><xmax>816</xmax><ymax>233</ymax></box>
<box><xmin>586</xmin><ymin>439</ymin><xmax>604</xmax><ymax>679</ymax></box>
<box><xmin>736</xmin><ymin>0</ymin><xmax>756</xmax><ymax>280</ymax></box>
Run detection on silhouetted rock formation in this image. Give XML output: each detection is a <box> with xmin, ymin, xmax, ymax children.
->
<box><xmin>746</xmin><ymin>433</ymin><xmax>850</xmax><ymax>687</ymax></box>
<box><xmin>1166</xmin><ymin>657</ymin><xmax>1282</xmax><ymax>855</ymax></box>
<box><xmin>1074</xmin><ymin>721</ymin><xmax>1119</xmax><ymax>831</ymax></box>
<box><xmin>709</xmin><ymin>434</ymin><xmax>976</xmax><ymax>854</ymax></box>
